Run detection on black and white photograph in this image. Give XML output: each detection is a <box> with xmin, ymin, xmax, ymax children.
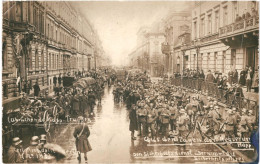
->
<box><xmin>1</xmin><ymin>1</ymin><xmax>259</xmax><ymax>163</ymax></box>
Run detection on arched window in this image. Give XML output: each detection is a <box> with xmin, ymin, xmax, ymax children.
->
<box><xmin>2</xmin><ymin>41</ymin><xmax>7</xmax><ymax>70</ymax></box>
<box><xmin>41</xmin><ymin>50</ymin><xmax>44</xmax><ymax>69</ymax></box>
<box><xmin>35</xmin><ymin>49</ymin><xmax>39</xmax><ymax>70</ymax></box>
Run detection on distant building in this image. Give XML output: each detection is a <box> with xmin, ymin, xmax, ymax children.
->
<box><xmin>161</xmin><ymin>12</ymin><xmax>192</xmax><ymax>76</ymax></box>
<box><xmin>129</xmin><ymin>23</ymin><xmax>165</xmax><ymax>77</ymax></box>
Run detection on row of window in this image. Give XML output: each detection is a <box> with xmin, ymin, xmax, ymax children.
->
<box><xmin>193</xmin><ymin>1</ymin><xmax>258</xmax><ymax>39</ymax></box>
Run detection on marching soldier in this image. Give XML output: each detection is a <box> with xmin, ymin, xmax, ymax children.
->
<box><xmin>137</xmin><ymin>103</ymin><xmax>148</xmax><ymax>137</ymax></box>
<box><xmin>169</xmin><ymin>102</ymin><xmax>178</xmax><ymax>132</ymax></box>
<box><xmin>232</xmin><ymin>107</ymin><xmax>240</xmax><ymax>137</ymax></box>
<box><xmin>225</xmin><ymin>109</ymin><xmax>237</xmax><ymax>139</ymax></box>
<box><xmin>206</xmin><ymin>105</ymin><xmax>221</xmax><ymax>137</ymax></box>
<box><xmin>247</xmin><ymin>110</ymin><xmax>256</xmax><ymax>133</ymax></box>
<box><xmin>23</xmin><ymin>136</ymin><xmax>43</xmax><ymax>163</ymax></box>
<box><xmin>239</xmin><ymin>108</ymin><xmax>250</xmax><ymax>138</ymax></box>
<box><xmin>177</xmin><ymin>108</ymin><xmax>189</xmax><ymax>140</ymax></box>
<box><xmin>160</xmin><ymin>104</ymin><xmax>171</xmax><ymax>139</ymax></box>
<box><xmin>146</xmin><ymin>105</ymin><xmax>158</xmax><ymax>140</ymax></box>
<box><xmin>7</xmin><ymin>137</ymin><xmax>24</xmax><ymax>163</ymax></box>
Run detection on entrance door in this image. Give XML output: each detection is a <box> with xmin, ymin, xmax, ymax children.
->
<box><xmin>246</xmin><ymin>47</ymin><xmax>258</xmax><ymax>69</ymax></box>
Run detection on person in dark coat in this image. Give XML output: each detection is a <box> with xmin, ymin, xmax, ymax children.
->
<box><xmin>246</xmin><ymin>67</ymin><xmax>254</xmax><ymax>92</ymax></box>
<box><xmin>251</xmin><ymin>67</ymin><xmax>259</xmax><ymax>92</ymax></box>
<box><xmin>23</xmin><ymin>80</ymin><xmax>31</xmax><ymax>95</ymax></box>
<box><xmin>206</xmin><ymin>70</ymin><xmax>214</xmax><ymax>83</ymax></box>
<box><xmin>233</xmin><ymin>69</ymin><xmax>238</xmax><ymax>84</ymax></box>
<box><xmin>73</xmin><ymin>116</ymin><xmax>92</xmax><ymax>162</ymax></box>
<box><xmin>53</xmin><ymin>76</ymin><xmax>57</xmax><ymax>87</ymax></box>
<box><xmin>239</xmin><ymin>68</ymin><xmax>247</xmax><ymax>86</ymax></box>
<box><xmin>33</xmin><ymin>81</ymin><xmax>40</xmax><ymax>97</ymax></box>
<box><xmin>129</xmin><ymin>104</ymin><xmax>138</xmax><ymax>140</ymax></box>
<box><xmin>228</xmin><ymin>69</ymin><xmax>233</xmax><ymax>85</ymax></box>
<box><xmin>72</xmin><ymin>94</ymin><xmax>80</xmax><ymax>115</ymax></box>
<box><xmin>58</xmin><ymin>74</ymin><xmax>62</xmax><ymax>86</ymax></box>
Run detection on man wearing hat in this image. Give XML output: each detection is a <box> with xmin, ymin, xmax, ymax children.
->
<box><xmin>239</xmin><ymin>108</ymin><xmax>250</xmax><ymax>138</ymax></box>
<box><xmin>23</xmin><ymin>136</ymin><xmax>43</xmax><ymax>163</ymax></box>
<box><xmin>7</xmin><ymin>137</ymin><xmax>24</xmax><ymax>163</ymax></box>
<box><xmin>73</xmin><ymin>116</ymin><xmax>92</xmax><ymax>162</ymax></box>
<box><xmin>129</xmin><ymin>104</ymin><xmax>138</xmax><ymax>140</ymax></box>
<box><xmin>169</xmin><ymin>102</ymin><xmax>178</xmax><ymax>132</ymax></box>
<box><xmin>247</xmin><ymin>110</ymin><xmax>256</xmax><ymax>133</ymax></box>
<box><xmin>232</xmin><ymin>107</ymin><xmax>240</xmax><ymax>137</ymax></box>
<box><xmin>177</xmin><ymin>109</ymin><xmax>189</xmax><ymax>139</ymax></box>
<box><xmin>146</xmin><ymin>105</ymin><xmax>158</xmax><ymax>140</ymax></box>
<box><xmin>160</xmin><ymin>104</ymin><xmax>171</xmax><ymax>139</ymax></box>
<box><xmin>206</xmin><ymin>106</ymin><xmax>221</xmax><ymax>137</ymax></box>
<box><xmin>137</xmin><ymin>103</ymin><xmax>148</xmax><ymax>137</ymax></box>
<box><xmin>224</xmin><ymin>109</ymin><xmax>237</xmax><ymax>139</ymax></box>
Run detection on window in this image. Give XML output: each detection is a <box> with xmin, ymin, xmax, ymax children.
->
<box><xmin>207</xmin><ymin>53</ymin><xmax>210</xmax><ymax>71</ymax></box>
<box><xmin>41</xmin><ymin>13</ymin><xmax>44</xmax><ymax>33</ymax></box>
<box><xmin>35</xmin><ymin>50</ymin><xmax>39</xmax><ymax>70</ymax></box>
<box><xmin>223</xmin><ymin>6</ymin><xmax>228</xmax><ymax>26</ymax></box>
<box><xmin>200</xmin><ymin>18</ymin><xmax>205</xmax><ymax>37</ymax></box>
<box><xmin>194</xmin><ymin>54</ymin><xmax>197</xmax><ymax>69</ymax></box>
<box><xmin>208</xmin><ymin>14</ymin><xmax>212</xmax><ymax>34</ymax></box>
<box><xmin>231</xmin><ymin>49</ymin><xmax>236</xmax><ymax>69</ymax></box>
<box><xmin>49</xmin><ymin>53</ymin><xmax>51</xmax><ymax>69</ymax></box>
<box><xmin>33</xmin><ymin>8</ymin><xmax>36</xmax><ymax>26</ymax></box>
<box><xmin>29</xmin><ymin>49</ymin><xmax>32</xmax><ymax>70</ymax></box>
<box><xmin>41</xmin><ymin>50</ymin><xmax>44</xmax><ymax>69</ymax></box>
<box><xmin>194</xmin><ymin>21</ymin><xmax>197</xmax><ymax>39</ymax></box>
<box><xmin>2</xmin><ymin>41</ymin><xmax>7</xmax><ymax>70</ymax></box>
<box><xmin>52</xmin><ymin>54</ymin><xmax>54</xmax><ymax>69</ymax></box>
<box><xmin>199</xmin><ymin>53</ymin><xmax>203</xmax><ymax>70</ymax></box>
<box><xmin>215</xmin><ymin>10</ymin><xmax>219</xmax><ymax>33</ymax></box>
<box><xmin>222</xmin><ymin>51</ymin><xmax>226</xmax><ymax>73</ymax></box>
<box><xmin>232</xmin><ymin>2</ymin><xmax>238</xmax><ymax>22</ymax></box>
<box><xmin>47</xmin><ymin>24</ymin><xmax>49</xmax><ymax>37</ymax></box>
<box><xmin>214</xmin><ymin>52</ymin><xmax>218</xmax><ymax>71</ymax></box>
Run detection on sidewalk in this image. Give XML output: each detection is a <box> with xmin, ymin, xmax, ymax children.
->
<box><xmin>2</xmin><ymin>85</ymin><xmax>53</xmax><ymax>111</ymax></box>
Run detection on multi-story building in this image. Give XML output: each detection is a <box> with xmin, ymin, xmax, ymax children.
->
<box><xmin>161</xmin><ymin>12</ymin><xmax>191</xmax><ymax>75</ymax></box>
<box><xmin>128</xmin><ymin>27</ymin><xmax>150</xmax><ymax>71</ymax></box>
<box><xmin>129</xmin><ymin>24</ymin><xmax>165</xmax><ymax>77</ymax></box>
<box><xmin>183</xmin><ymin>1</ymin><xmax>259</xmax><ymax>75</ymax></box>
<box><xmin>2</xmin><ymin>1</ymin><xmax>104</xmax><ymax>108</ymax></box>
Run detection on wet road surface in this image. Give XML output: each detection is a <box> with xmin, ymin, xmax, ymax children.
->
<box><xmin>48</xmin><ymin>85</ymin><xmax>256</xmax><ymax>163</ymax></box>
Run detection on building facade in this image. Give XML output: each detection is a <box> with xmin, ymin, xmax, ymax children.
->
<box><xmin>129</xmin><ymin>24</ymin><xmax>165</xmax><ymax>77</ymax></box>
<box><xmin>161</xmin><ymin>12</ymin><xmax>192</xmax><ymax>75</ymax></box>
<box><xmin>183</xmin><ymin>1</ymin><xmax>259</xmax><ymax>75</ymax></box>
<box><xmin>2</xmin><ymin>1</ymin><xmax>104</xmax><ymax>103</ymax></box>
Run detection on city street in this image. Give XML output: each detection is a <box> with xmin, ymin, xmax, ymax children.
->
<box><xmin>2</xmin><ymin>1</ymin><xmax>259</xmax><ymax>164</ymax></box>
<box><xmin>39</xmin><ymin>85</ymin><xmax>256</xmax><ymax>163</ymax></box>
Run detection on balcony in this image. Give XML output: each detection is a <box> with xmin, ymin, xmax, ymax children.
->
<box><xmin>161</xmin><ymin>42</ymin><xmax>173</xmax><ymax>54</ymax></box>
<box><xmin>219</xmin><ymin>16</ymin><xmax>259</xmax><ymax>38</ymax></box>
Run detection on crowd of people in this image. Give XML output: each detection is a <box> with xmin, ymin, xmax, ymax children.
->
<box><xmin>112</xmin><ymin>71</ymin><xmax>257</xmax><ymax>143</ymax></box>
<box><xmin>5</xmin><ymin>68</ymin><xmax>117</xmax><ymax>163</ymax></box>
<box><xmin>173</xmin><ymin>66</ymin><xmax>259</xmax><ymax>93</ymax></box>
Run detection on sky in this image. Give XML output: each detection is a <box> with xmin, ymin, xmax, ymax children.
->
<box><xmin>71</xmin><ymin>1</ymin><xmax>191</xmax><ymax>66</ymax></box>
